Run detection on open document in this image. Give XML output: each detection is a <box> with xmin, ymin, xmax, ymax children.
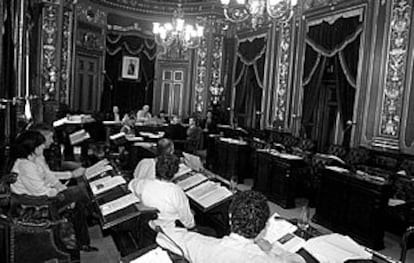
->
<box><xmin>303</xmin><ymin>233</ymin><xmax>372</xmax><ymax>263</ymax></box>
<box><xmin>85</xmin><ymin>159</ymin><xmax>112</xmax><ymax>180</ymax></box>
<box><xmin>91</xmin><ymin>175</ymin><xmax>126</xmax><ymax>196</ymax></box>
<box><xmin>100</xmin><ymin>193</ymin><xmax>140</xmax><ymax>216</ymax></box>
<box><xmin>69</xmin><ymin>129</ymin><xmax>91</xmax><ymax>145</ymax></box>
<box><xmin>175</xmin><ymin>173</ymin><xmax>208</xmax><ymax>191</ymax></box>
<box><xmin>186</xmin><ymin>181</ymin><xmax>232</xmax><ymax>209</ymax></box>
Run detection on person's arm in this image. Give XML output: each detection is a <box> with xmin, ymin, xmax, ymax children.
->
<box><xmin>17</xmin><ymin>161</ymin><xmax>58</xmax><ymax>197</ymax></box>
<box><xmin>174</xmin><ymin>187</ymin><xmax>195</xmax><ymax>229</ymax></box>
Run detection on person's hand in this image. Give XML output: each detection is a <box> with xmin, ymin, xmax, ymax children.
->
<box><xmin>72</xmin><ymin>167</ymin><xmax>86</xmax><ymax>178</ymax></box>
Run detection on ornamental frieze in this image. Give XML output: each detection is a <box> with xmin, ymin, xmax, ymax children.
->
<box><xmin>195</xmin><ymin>38</ymin><xmax>208</xmax><ymax>113</ymax></box>
<box><xmin>379</xmin><ymin>0</ymin><xmax>411</xmax><ymax>137</ymax></box>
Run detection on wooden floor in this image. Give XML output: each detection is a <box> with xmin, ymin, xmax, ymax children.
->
<box><xmin>81</xmin><ymin>182</ymin><xmax>414</xmax><ymax>263</ymax></box>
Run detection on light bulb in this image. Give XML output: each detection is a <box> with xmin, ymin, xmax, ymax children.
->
<box><xmin>236</xmin><ymin>0</ymin><xmax>245</xmax><ymax>4</ymax></box>
<box><xmin>176</xmin><ymin>18</ymin><xmax>184</xmax><ymax>31</ymax></box>
<box><xmin>160</xmin><ymin>28</ymin><xmax>167</xmax><ymax>40</ymax></box>
<box><xmin>165</xmin><ymin>23</ymin><xmax>173</xmax><ymax>31</ymax></box>
<box><xmin>153</xmin><ymin>22</ymin><xmax>160</xmax><ymax>34</ymax></box>
<box><xmin>291</xmin><ymin>0</ymin><xmax>298</xmax><ymax>6</ymax></box>
<box><xmin>197</xmin><ymin>26</ymin><xmax>204</xmax><ymax>37</ymax></box>
<box><xmin>221</xmin><ymin>0</ymin><xmax>231</xmax><ymax>5</ymax></box>
<box><xmin>268</xmin><ymin>0</ymin><xmax>282</xmax><ymax>5</ymax></box>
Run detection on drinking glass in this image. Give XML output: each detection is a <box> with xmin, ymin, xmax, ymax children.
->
<box><xmin>297</xmin><ymin>205</ymin><xmax>311</xmax><ymax>232</ymax></box>
<box><xmin>230</xmin><ymin>176</ymin><xmax>238</xmax><ymax>193</ymax></box>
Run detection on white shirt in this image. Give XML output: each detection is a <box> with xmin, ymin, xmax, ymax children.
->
<box><xmin>11</xmin><ymin>159</ymin><xmax>59</xmax><ymax>197</ymax></box>
<box><xmin>130</xmin><ymin>179</ymin><xmax>195</xmax><ymax>229</ymax></box>
<box><xmin>133</xmin><ymin>158</ymin><xmax>156</xmax><ymax>180</ymax></box>
<box><xmin>157</xmin><ymin>228</ymin><xmax>305</xmax><ymax>263</ymax></box>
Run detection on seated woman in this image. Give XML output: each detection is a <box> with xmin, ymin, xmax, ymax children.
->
<box><xmin>9</xmin><ymin>130</ymin><xmax>97</xmax><ymax>251</ymax></box>
<box><xmin>129</xmin><ymin>154</ymin><xmax>195</xmax><ymax>230</ymax></box>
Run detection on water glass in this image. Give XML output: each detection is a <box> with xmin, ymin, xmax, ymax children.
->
<box><xmin>298</xmin><ymin>205</ymin><xmax>311</xmax><ymax>232</ymax></box>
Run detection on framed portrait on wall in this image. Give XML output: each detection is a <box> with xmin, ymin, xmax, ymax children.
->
<box><xmin>121</xmin><ymin>55</ymin><xmax>140</xmax><ymax>80</ymax></box>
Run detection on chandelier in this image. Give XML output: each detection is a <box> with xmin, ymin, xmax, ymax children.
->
<box><xmin>220</xmin><ymin>0</ymin><xmax>298</xmax><ymax>29</ymax></box>
<box><xmin>153</xmin><ymin>3</ymin><xmax>204</xmax><ymax>49</ymax></box>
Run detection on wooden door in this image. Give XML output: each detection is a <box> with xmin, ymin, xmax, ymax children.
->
<box><xmin>72</xmin><ymin>53</ymin><xmax>101</xmax><ymax>112</ymax></box>
<box><xmin>160</xmin><ymin>69</ymin><xmax>184</xmax><ymax>116</ymax></box>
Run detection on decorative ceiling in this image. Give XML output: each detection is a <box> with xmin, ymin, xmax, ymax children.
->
<box><xmin>91</xmin><ymin>0</ymin><xmax>223</xmax><ymax>17</ymax></box>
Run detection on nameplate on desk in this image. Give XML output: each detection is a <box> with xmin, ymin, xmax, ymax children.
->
<box><xmin>100</xmin><ymin>193</ymin><xmax>140</xmax><ymax>216</ymax></box>
<box><xmin>186</xmin><ymin>181</ymin><xmax>233</xmax><ymax>209</ymax></box>
<box><xmin>69</xmin><ymin>129</ymin><xmax>91</xmax><ymax>145</ymax></box>
<box><xmin>175</xmin><ymin>173</ymin><xmax>208</xmax><ymax>191</ymax></box>
<box><xmin>91</xmin><ymin>175</ymin><xmax>126</xmax><ymax>195</ymax></box>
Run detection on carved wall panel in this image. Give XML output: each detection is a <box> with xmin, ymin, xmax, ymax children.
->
<box><xmin>371</xmin><ymin>0</ymin><xmax>412</xmax><ymax>150</ymax></box>
<box><xmin>194</xmin><ymin>38</ymin><xmax>208</xmax><ymax>114</ymax></box>
<box><xmin>209</xmin><ymin>35</ymin><xmax>224</xmax><ymax>106</ymax></box>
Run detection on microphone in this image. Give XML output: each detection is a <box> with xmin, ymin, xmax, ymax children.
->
<box><xmin>154</xmin><ymin>226</ymin><xmax>186</xmax><ymax>260</ymax></box>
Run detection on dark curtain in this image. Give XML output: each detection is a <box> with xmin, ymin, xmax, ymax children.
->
<box><xmin>234</xmin><ymin>36</ymin><xmax>266</xmax><ymax>128</ymax></box>
<box><xmin>103</xmin><ymin>34</ymin><xmax>157</xmax><ymax>115</ymax></box>
<box><xmin>302</xmin><ymin>15</ymin><xmax>362</xmax><ymax>143</ymax></box>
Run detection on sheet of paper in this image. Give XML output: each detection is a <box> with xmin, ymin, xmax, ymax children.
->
<box><xmin>176</xmin><ymin>173</ymin><xmax>208</xmax><ymax>191</ymax></box>
<box><xmin>89</xmin><ymin>176</ymin><xmax>112</xmax><ymax>189</ymax></box>
<box><xmin>69</xmin><ymin>129</ymin><xmax>91</xmax><ymax>145</ymax></box>
<box><xmin>91</xmin><ymin>175</ymin><xmax>126</xmax><ymax>195</ymax></box>
<box><xmin>130</xmin><ymin>247</ymin><xmax>172</xmax><ymax>263</ymax></box>
<box><xmin>315</xmin><ymin>153</ymin><xmax>345</xmax><ymax>164</ymax></box>
<box><xmin>100</xmin><ymin>193</ymin><xmax>140</xmax><ymax>216</ymax></box>
<box><xmin>277</xmin><ymin>153</ymin><xmax>303</xmax><ymax>160</ymax></box>
<box><xmin>109</xmin><ymin>132</ymin><xmax>126</xmax><ymax>140</ymax></box>
<box><xmin>303</xmin><ymin>234</ymin><xmax>372</xmax><ymax>263</ymax></box>
<box><xmin>263</xmin><ymin>217</ymin><xmax>298</xmax><ymax>243</ymax></box>
<box><xmin>126</xmin><ymin>136</ymin><xmax>144</xmax><ymax>142</ymax></box>
<box><xmin>103</xmin><ymin>121</ymin><xmax>121</xmax><ymax>125</ymax></box>
<box><xmin>325</xmin><ymin>166</ymin><xmax>349</xmax><ymax>173</ymax></box>
<box><xmin>174</xmin><ymin>163</ymin><xmax>192</xmax><ymax>178</ymax></box>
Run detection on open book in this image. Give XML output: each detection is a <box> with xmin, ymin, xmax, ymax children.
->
<box><xmin>175</xmin><ymin>173</ymin><xmax>208</xmax><ymax>191</ymax></box>
<box><xmin>90</xmin><ymin>175</ymin><xmax>126</xmax><ymax>196</ymax></box>
<box><xmin>186</xmin><ymin>181</ymin><xmax>233</xmax><ymax>209</ymax></box>
<box><xmin>85</xmin><ymin>159</ymin><xmax>113</xmax><ymax>180</ymax></box>
<box><xmin>303</xmin><ymin>234</ymin><xmax>372</xmax><ymax>263</ymax></box>
<box><xmin>69</xmin><ymin>129</ymin><xmax>91</xmax><ymax>145</ymax></box>
<box><xmin>100</xmin><ymin>193</ymin><xmax>140</xmax><ymax>216</ymax></box>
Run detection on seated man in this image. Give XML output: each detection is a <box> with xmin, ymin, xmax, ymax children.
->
<box><xmin>156</xmin><ymin>190</ymin><xmax>305</xmax><ymax>263</ymax></box>
<box><xmin>136</xmin><ymin>105</ymin><xmax>152</xmax><ymax>123</ymax></box>
<box><xmin>132</xmin><ymin>138</ymin><xmax>175</xmax><ymax>180</ymax></box>
<box><xmin>130</xmin><ymin>154</ymin><xmax>194</xmax><ymax>230</ymax></box>
<box><xmin>165</xmin><ymin>116</ymin><xmax>187</xmax><ymax>141</ymax></box>
<box><xmin>10</xmin><ymin>130</ymin><xmax>97</xmax><ymax>252</ymax></box>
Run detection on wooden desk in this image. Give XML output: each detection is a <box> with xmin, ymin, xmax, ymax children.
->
<box><xmin>254</xmin><ymin>150</ymin><xmax>306</xmax><ymax>208</ymax></box>
<box><xmin>314</xmin><ymin>167</ymin><xmax>392</xmax><ymax>250</ymax></box>
<box><xmin>213</xmin><ymin>138</ymin><xmax>251</xmax><ymax>181</ymax></box>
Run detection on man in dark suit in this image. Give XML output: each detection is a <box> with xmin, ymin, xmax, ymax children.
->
<box><xmin>165</xmin><ymin>115</ymin><xmax>186</xmax><ymax>141</ymax></box>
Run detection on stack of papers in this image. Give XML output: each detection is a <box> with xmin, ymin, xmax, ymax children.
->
<box><xmin>175</xmin><ymin>173</ymin><xmax>208</xmax><ymax>191</ymax></box>
<box><xmin>325</xmin><ymin>166</ymin><xmax>349</xmax><ymax>173</ymax></box>
<box><xmin>303</xmin><ymin>234</ymin><xmax>372</xmax><ymax>263</ymax></box>
<box><xmin>186</xmin><ymin>181</ymin><xmax>233</xmax><ymax>209</ymax></box>
<box><xmin>85</xmin><ymin>159</ymin><xmax>113</xmax><ymax>180</ymax></box>
<box><xmin>90</xmin><ymin>175</ymin><xmax>126</xmax><ymax>195</ymax></box>
<box><xmin>100</xmin><ymin>193</ymin><xmax>140</xmax><ymax>216</ymax></box>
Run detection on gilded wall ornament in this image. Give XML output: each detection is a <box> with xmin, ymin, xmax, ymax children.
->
<box><xmin>195</xmin><ymin>38</ymin><xmax>208</xmax><ymax>113</ymax></box>
<box><xmin>380</xmin><ymin>0</ymin><xmax>411</xmax><ymax>137</ymax></box>
<box><xmin>209</xmin><ymin>35</ymin><xmax>224</xmax><ymax>105</ymax></box>
<box><xmin>42</xmin><ymin>5</ymin><xmax>58</xmax><ymax>101</ymax></box>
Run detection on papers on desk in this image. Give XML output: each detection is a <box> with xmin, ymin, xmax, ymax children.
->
<box><xmin>175</xmin><ymin>173</ymin><xmax>208</xmax><ymax>191</ymax></box>
<box><xmin>174</xmin><ymin>163</ymin><xmax>192</xmax><ymax>178</ymax></box>
<box><xmin>133</xmin><ymin>142</ymin><xmax>157</xmax><ymax>148</ymax></box>
<box><xmin>139</xmin><ymin>131</ymin><xmax>165</xmax><ymax>139</ymax></box>
<box><xmin>53</xmin><ymin>115</ymin><xmax>95</xmax><ymax>127</ymax></box>
<box><xmin>69</xmin><ymin>129</ymin><xmax>91</xmax><ymax>145</ymax></box>
<box><xmin>219</xmin><ymin>137</ymin><xmax>248</xmax><ymax>145</ymax></box>
<box><xmin>303</xmin><ymin>234</ymin><xmax>372</xmax><ymax>263</ymax></box>
<box><xmin>103</xmin><ymin>120</ymin><xmax>122</xmax><ymax>125</ymax></box>
<box><xmin>85</xmin><ymin>159</ymin><xmax>112</xmax><ymax>180</ymax></box>
<box><xmin>277</xmin><ymin>153</ymin><xmax>303</xmax><ymax>160</ymax></box>
<box><xmin>186</xmin><ymin>181</ymin><xmax>232</xmax><ymax>209</ymax></box>
<box><xmin>109</xmin><ymin>132</ymin><xmax>126</xmax><ymax>140</ymax></box>
<box><xmin>315</xmin><ymin>153</ymin><xmax>346</xmax><ymax>165</ymax></box>
<box><xmin>90</xmin><ymin>175</ymin><xmax>126</xmax><ymax>195</ymax></box>
<box><xmin>99</xmin><ymin>193</ymin><xmax>140</xmax><ymax>216</ymax></box>
<box><xmin>325</xmin><ymin>166</ymin><xmax>349</xmax><ymax>174</ymax></box>
<box><xmin>130</xmin><ymin>247</ymin><xmax>172</xmax><ymax>263</ymax></box>
<box><xmin>262</xmin><ymin>214</ymin><xmax>305</xmax><ymax>253</ymax></box>
<box><xmin>126</xmin><ymin>136</ymin><xmax>144</xmax><ymax>142</ymax></box>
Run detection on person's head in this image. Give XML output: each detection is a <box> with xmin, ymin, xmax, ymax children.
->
<box><xmin>206</xmin><ymin>110</ymin><xmax>213</xmax><ymax>119</ymax></box>
<box><xmin>29</xmin><ymin>123</ymin><xmax>54</xmax><ymax>148</ymax></box>
<box><xmin>159</xmin><ymin>110</ymin><xmax>166</xmax><ymax>118</ymax></box>
<box><xmin>189</xmin><ymin>117</ymin><xmax>198</xmax><ymax>127</ymax></box>
<box><xmin>13</xmin><ymin>130</ymin><xmax>46</xmax><ymax>159</ymax></box>
<box><xmin>157</xmin><ymin>138</ymin><xmax>174</xmax><ymax>155</ymax></box>
<box><xmin>155</xmin><ymin>154</ymin><xmax>180</xmax><ymax>181</ymax></box>
<box><xmin>113</xmin><ymin>106</ymin><xmax>119</xmax><ymax>114</ymax></box>
<box><xmin>143</xmin><ymin>105</ymin><xmax>150</xmax><ymax>112</ymax></box>
<box><xmin>171</xmin><ymin>115</ymin><xmax>180</xmax><ymax>124</ymax></box>
<box><xmin>228</xmin><ymin>190</ymin><xmax>269</xmax><ymax>239</ymax></box>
